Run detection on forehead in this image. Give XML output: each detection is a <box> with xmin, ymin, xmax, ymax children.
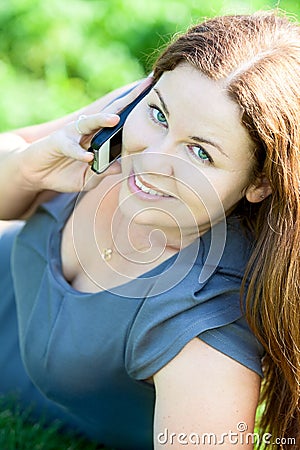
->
<box><xmin>156</xmin><ymin>64</ymin><xmax>239</xmax><ymax>125</ymax></box>
<box><xmin>154</xmin><ymin>64</ymin><xmax>252</xmax><ymax>155</ymax></box>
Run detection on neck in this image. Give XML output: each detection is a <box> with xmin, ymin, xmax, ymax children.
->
<box><xmin>110</xmin><ymin>213</ymin><xmax>204</xmax><ymax>259</ymax></box>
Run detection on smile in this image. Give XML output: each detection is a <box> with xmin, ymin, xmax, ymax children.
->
<box><xmin>134</xmin><ymin>175</ymin><xmax>171</xmax><ymax>197</ymax></box>
<box><xmin>128</xmin><ymin>172</ymin><xmax>173</xmax><ymax>199</ymax></box>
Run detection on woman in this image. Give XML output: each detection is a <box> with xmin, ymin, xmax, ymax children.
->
<box><xmin>0</xmin><ymin>10</ymin><xmax>299</xmax><ymax>450</ymax></box>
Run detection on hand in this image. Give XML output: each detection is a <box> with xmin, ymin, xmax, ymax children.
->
<box><xmin>18</xmin><ymin>76</ymin><xmax>153</xmax><ymax>193</ymax></box>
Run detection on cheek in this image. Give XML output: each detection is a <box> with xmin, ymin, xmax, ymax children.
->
<box><xmin>176</xmin><ymin>169</ymin><xmax>246</xmax><ymax>217</ymax></box>
<box><xmin>212</xmin><ymin>174</ymin><xmax>251</xmax><ymax>214</ymax></box>
<box><xmin>175</xmin><ymin>168</ymin><xmax>222</xmax><ymax>206</ymax></box>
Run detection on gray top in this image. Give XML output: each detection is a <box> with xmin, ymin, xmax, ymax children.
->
<box><xmin>1</xmin><ymin>193</ymin><xmax>263</xmax><ymax>449</ymax></box>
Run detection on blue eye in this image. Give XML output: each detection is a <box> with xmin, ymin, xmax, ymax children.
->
<box><xmin>188</xmin><ymin>145</ymin><xmax>212</xmax><ymax>163</ymax></box>
<box><xmin>148</xmin><ymin>104</ymin><xmax>168</xmax><ymax>127</ymax></box>
<box><xmin>155</xmin><ymin>110</ymin><xmax>166</xmax><ymax>123</ymax></box>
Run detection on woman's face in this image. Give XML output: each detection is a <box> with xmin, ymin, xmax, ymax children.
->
<box><xmin>118</xmin><ymin>63</ymin><xmax>255</xmax><ymax>238</ymax></box>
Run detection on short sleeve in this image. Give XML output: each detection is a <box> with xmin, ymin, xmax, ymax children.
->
<box><xmin>125</xmin><ymin>217</ymin><xmax>264</xmax><ymax>380</ymax></box>
<box><xmin>198</xmin><ymin>316</ymin><xmax>264</xmax><ymax>376</ymax></box>
<box><xmin>125</xmin><ymin>267</ymin><xmax>264</xmax><ymax>380</ymax></box>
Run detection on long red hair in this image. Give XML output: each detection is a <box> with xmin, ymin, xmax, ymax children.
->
<box><xmin>153</xmin><ymin>11</ymin><xmax>300</xmax><ymax>449</ymax></box>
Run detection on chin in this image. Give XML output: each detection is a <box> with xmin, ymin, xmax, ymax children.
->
<box><xmin>119</xmin><ymin>205</ymin><xmax>165</xmax><ymax>227</ymax></box>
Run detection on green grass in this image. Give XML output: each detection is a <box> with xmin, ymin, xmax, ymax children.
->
<box><xmin>0</xmin><ymin>394</ymin><xmax>265</xmax><ymax>450</ymax></box>
<box><xmin>0</xmin><ymin>395</ymin><xmax>113</xmax><ymax>450</ymax></box>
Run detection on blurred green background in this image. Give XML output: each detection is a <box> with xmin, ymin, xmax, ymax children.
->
<box><xmin>0</xmin><ymin>0</ymin><xmax>299</xmax><ymax>132</ymax></box>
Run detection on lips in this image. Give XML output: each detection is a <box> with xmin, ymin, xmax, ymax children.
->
<box><xmin>128</xmin><ymin>171</ymin><xmax>173</xmax><ymax>200</ymax></box>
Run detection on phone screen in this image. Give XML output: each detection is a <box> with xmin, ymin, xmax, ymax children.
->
<box><xmin>109</xmin><ymin>128</ymin><xmax>122</xmax><ymax>161</ymax></box>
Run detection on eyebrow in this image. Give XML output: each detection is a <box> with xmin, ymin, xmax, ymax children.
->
<box><xmin>153</xmin><ymin>87</ymin><xmax>229</xmax><ymax>159</ymax></box>
<box><xmin>154</xmin><ymin>88</ymin><xmax>170</xmax><ymax>117</ymax></box>
<box><xmin>188</xmin><ymin>136</ymin><xmax>229</xmax><ymax>158</ymax></box>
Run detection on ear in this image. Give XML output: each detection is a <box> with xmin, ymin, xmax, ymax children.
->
<box><xmin>245</xmin><ymin>175</ymin><xmax>272</xmax><ymax>203</ymax></box>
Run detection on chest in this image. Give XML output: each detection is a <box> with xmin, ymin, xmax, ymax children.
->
<box><xmin>60</xmin><ymin>187</ymin><xmax>177</xmax><ymax>293</ymax></box>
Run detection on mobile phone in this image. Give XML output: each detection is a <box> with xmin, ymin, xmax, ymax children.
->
<box><xmin>88</xmin><ymin>83</ymin><xmax>153</xmax><ymax>174</ymax></box>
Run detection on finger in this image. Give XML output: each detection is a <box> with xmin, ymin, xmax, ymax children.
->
<box><xmin>72</xmin><ymin>76</ymin><xmax>154</xmax><ymax>146</ymax></box>
<box><xmin>55</xmin><ymin>138</ymin><xmax>94</xmax><ymax>163</ymax></box>
<box><xmin>73</xmin><ymin>112</ymin><xmax>120</xmax><ymax>137</ymax></box>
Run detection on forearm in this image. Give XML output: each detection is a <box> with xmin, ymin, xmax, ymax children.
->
<box><xmin>0</xmin><ymin>134</ymin><xmax>45</xmax><ymax>220</ymax></box>
<box><xmin>0</xmin><ymin>80</ymin><xmax>141</xmax><ymax>220</ymax></box>
<box><xmin>14</xmin><ymin>81</ymin><xmax>138</xmax><ymax>143</ymax></box>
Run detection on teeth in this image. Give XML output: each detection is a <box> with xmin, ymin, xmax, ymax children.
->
<box><xmin>134</xmin><ymin>175</ymin><xmax>171</xmax><ymax>197</ymax></box>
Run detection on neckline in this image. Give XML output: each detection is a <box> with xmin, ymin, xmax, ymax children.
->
<box><xmin>46</xmin><ymin>193</ymin><xmax>203</xmax><ymax>298</ymax></box>
<box><xmin>49</xmin><ymin>224</ymin><xmax>202</xmax><ymax>298</ymax></box>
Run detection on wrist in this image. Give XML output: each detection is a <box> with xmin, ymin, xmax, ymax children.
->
<box><xmin>14</xmin><ymin>143</ymin><xmax>44</xmax><ymax>193</ymax></box>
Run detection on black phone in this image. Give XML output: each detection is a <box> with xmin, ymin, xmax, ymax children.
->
<box><xmin>88</xmin><ymin>83</ymin><xmax>153</xmax><ymax>174</ymax></box>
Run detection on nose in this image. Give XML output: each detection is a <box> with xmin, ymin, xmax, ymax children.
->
<box><xmin>137</xmin><ymin>136</ymin><xmax>176</xmax><ymax>176</ymax></box>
